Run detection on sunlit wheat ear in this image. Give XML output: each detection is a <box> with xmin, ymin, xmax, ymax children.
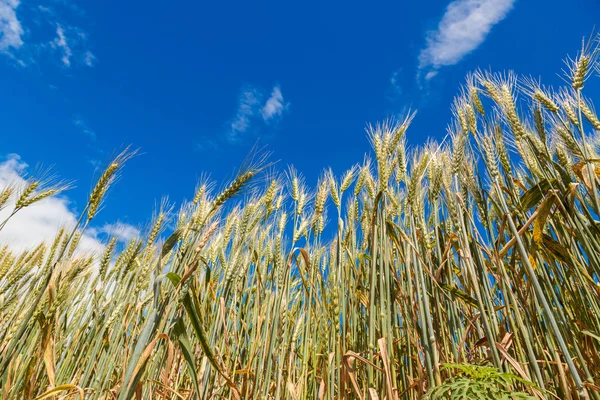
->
<box><xmin>12</xmin><ymin>169</ymin><xmax>71</xmax><ymax>212</ymax></box>
<box><xmin>66</xmin><ymin>231</ymin><xmax>82</xmax><ymax>258</ymax></box>
<box><xmin>273</xmin><ymin>191</ymin><xmax>283</xmax><ymax>211</ymax></box>
<box><xmin>531</xmin><ymin>105</ymin><xmax>547</xmax><ymax>144</ymax></box>
<box><xmin>407</xmin><ymin>150</ymin><xmax>429</xmax><ymax>208</ymax></box>
<box><xmin>475</xmin><ymin>70</ymin><xmax>503</xmax><ymax>104</ymax></box>
<box><xmin>388</xmin><ymin>111</ymin><xmax>415</xmax><ymax>153</ymax></box>
<box><xmin>465</xmin><ymin>103</ymin><xmax>478</xmax><ymax>135</ymax></box>
<box><xmin>364</xmin><ymin>169</ymin><xmax>376</xmax><ymax>200</ymax></box>
<box><xmin>516</xmin><ymin>136</ymin><xmax>545</xmax><ymax>179</ymax></box>
<box><xmin>452</xmin><ymin>96</ymin><xmax>470</xmax><ymax>135</ymax></box>
<box><xmin>493</xmin><ymin>124</ymin><xmax>512</xmax><ymax>175</ymax></box>
<box><xmin>480</xmin><ymin>131</ymin><xmax>500</xmax><ymax>181</ymax></box>
<box><xmin>463</xmin><ymin>157</ymin><xmax>487</xmax><ymax>227</ymax></box>
<box><xmin>549</xmin><ymin>138</ymin><xmax>574</xmax><ymax>174</ymax></box>
<box><xmin>20</xmin><ymin>188</ymin><xmax>59</xmax><ymax>209</ymax></box>
<box><xmin>277</xmin><ymin>212</ymin><xmax>287</xmax><ymax>236</ymax></box>
<box><xmin>98</xmin><ymin>237</ymin><xmax>116</xmax><ymax>281</ymax></box>
<box><xmin>427</xmin><ymin>152</ymin><xmax>443</xmax><ymax>202</ymax></box>
<box><xmin>121</xmin><ymin>239</ymin><xmax>143</xmax><ymax>275</ymax></box>
<box><xmin>450</xmin><ymin>125</ymin><xmax>467</xmax><ymax>175</ymax></box>
<box><xmin>285</xmin><ymin>166</ymin><xmax>302</xmax><ymax>202</ymax></box>
<box><xmin>211</xmin><ymin>147</ymin><xmax>272</xmax><ymax>215</ymax></box>
<box><xmin>466</xmin><ymin>73</ymin><xmax>485</xmax><ymax>116</ymax></box>
<box><xmin>367</xmin><ymin>122</ymin><xmax>391</xmax><ymax>190</ymax></box>
<box><xmin>192</xmin><ymin>184</ymin><xmax>206</xmax><ymax>206</ymax></box>
<box><xmin>554</xmin><ymin>88</ymin><xmax>580</xmax><ymax>127</ymax></box>
<box><xmin>14</xmin><ymin>181</ymin><xmax>39</xmax><ymax>210</ymax></box>
<box><xmin>145</xmin><ymin>198</ymin><xmax>172</xmax><ymax>249</ymax></box>
<box><xmin>197</xmin><ymin>220</ymin><xmax>219</xmax><ymax>251</ymax></box>
<box><xmin>520</xmin><ymin>76</ymin><xmax>560</xmax><ymax>114</ymax></box>
<box><xmin>40</xmin><ymin>227</ymin><xmax>64</xmax><ymax>276</ymax></box>
<box><xmin>297</xmin><ymin>187</ymin><xmax>311</xmax><ymax>219</ymax></box>
<box><xmin>212</xmin><ymin>171</ymin><xmax>255</xmax><ymax>212</ymax></box>
<box><xmin>192</xmin><ymin>173</ymin><xmax>214</xmax><ymax>206</ymax></box>
<box><xmin>0</xmin><ymin>253</ymin><xmax>15</xmax><ymax>281</ymax></box>
<box><xmin>87</xmin><ymin>148</ymin><xmax>136</xmax><ymax>221</ymax></box>
<box><xmin>0</xmin><ymin>187</ymin><xmax>14</xmax><ymax>211</ymax></box>
<box><xmin>579</xmin><ymin>97</ymin><xmax>600</xmax><ymax>130</ymax></box>
<box><xmin>0</xmin><ymin>245</ymin><xmax>9</xmax><ymax>267</ymax></box>
<box><xmin>394</xmin><ymin>138</ymin><xmax>407</xmax><ymax>184</ymax></box>
<box><xmin>146</xmin><ymin>213</ymin><xmax>165</xmax><ymax>250</ymax></box>
<box><xmin>340</xmin><ymin>165</ymin><xmax>357</xmax><ymax>194</ymax></box>
<box><xmin>66</xmin><ymin>256</ymin><xmax>93</xmax><ymax>282</ymax></box>
<box><xmin>564</xmin><ymin>34</ymin><xmax>600</xmax><ymax>90</ymax></box>
<box><xmin>262</xmin><ymin>178</ymin><xmax>281</xmax><ymax>216</ymax></box>
<box><xmin>497</xmin><ymin>73</ymin><xmax>528</xmax><ymax>140</ymax></box>
<box><xmin>221</xmin><ymin>209</ymin><xmax>239</xmax><ymax>246</ymax></box>
<box><xmin>354</xmin><ymin>164</ymin><xmax>366</xmax><ymax>197</ymax></box>
<box><xmin>553</xmin><ymin>123</ymin><xmax>583</xmax><ymax>158</ymax></box>
<box><xmin>325</xmin><ymin>169</ymin><xmax>340</xmax><ymax>208</ymax></box>
<box><xmin>313</xmin><ymin>174</ymin><xmax>329</xmax><ymax>218</ymax></box>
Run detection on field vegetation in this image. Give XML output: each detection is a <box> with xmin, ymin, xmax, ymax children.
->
<box><xmin>1</xmin><ymin>36</ymin><xmax>600</xmax><ymax>399</ymax></box>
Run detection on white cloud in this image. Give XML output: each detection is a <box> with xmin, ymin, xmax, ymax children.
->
<box><xmin>0</xmin><ymin>0</ymin><xmax>23</xmax><ymax>51</ymax></box>
<box><xmin>52</xmin><ymin>25</ymin><xmax>72</xmax><ymax>66</ymax></box>
<box><xmin>226</xmin><ymin>85</ymin><xmax>289</xmax><ymax>144</ymax></box>
<box><xmin>73</xmin><ymin>117</ymin><xmax>96</xmax><ymax>140</ymax></box>
<box><xmin>1</xmin><ymin>3</ymin><xmax>95</xmax><ymax>68</ymax></box>
<box><xmin>0</xmin><ymin>155</ymin><xmax>104</xmax><ymax>254</ymax></box>
<box><xmin>418</xmin><ymin>0</ymin><xmax>515</xmax><ymax>78</ymax></box>
<box><xmin>261</xmin><ymin>86</ymin><xmax>288</xmax><ymax>122</ymax></box>
<box><xmin>425</xmin><ymin>71</ymin><xmax>438</xmax><ymax>80</ymax></box>
<box><xmin>94</xmin><ymin>222</ymin><xmax>140</xmax><ymax>244</ymax></box>
<box><xmin>390</xmin><ymin>69</ymin><xmax>403</xmax><ymax>95</ymax></box>
<box><xmin>84</xmin><ymin>50</ymin><xmax>96</xmax><ymax>67</ymax></box>
<box><xmin>197</xmin><ymin>136</ymin><xmax>219</xmax><ymax>151</ymax></box>
<box><xmin>229</xmin><ymin>88</ymin><xmax>262</xmax><ymax>142</ymax></box>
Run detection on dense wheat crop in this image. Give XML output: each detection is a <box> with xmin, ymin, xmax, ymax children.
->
<box><xmin>1</xmin><ymin>37</ymin><xmax>600</xmax><ymax>400</ymax></box>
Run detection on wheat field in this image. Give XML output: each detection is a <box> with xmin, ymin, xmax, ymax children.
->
<box><xmin>1</xmin><ymin>37</ymin><xmax>600</xmax><ymax>399</ymax></box>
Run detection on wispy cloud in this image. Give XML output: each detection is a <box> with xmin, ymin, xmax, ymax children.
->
<box><xmin>0</xmin><ymin>1</ymin><xmax>96</xmax><ymax>68</ymax></box>
<box><xmin>0</xmin><ymin>0</ymin><xmax>23</xmax><ymax>51</ymax></box>
<box><xmin>229</xmin><ymin>88</ymin><xmax>262</xmax><ymax>143</ymax></box>
<box><xmin>196</xmin><ymin>136</ymin><xmax>219</xmax><ymax>151</ymax></box>
<box><xmin>73</xmin><ymin>117</ymin><xmax>96</xmax><ymax>140</ymax></box>
<box><xmin>418</xmin><ymin>0</ymin><xmax>515</xmax><ymax>79</ymax></box>
<box><xmin>390</xmin><ymin>69</ymin><xmax>403</xmax><ymax>95</ymax></box>
<box><xmin>84</xmin><ymin>50</ymin><xmax>96</xmax><ymax>67</ymax></box>
<box><xmin>52</xmin><ymin>25</ymin><xmax>72</xmax><ymax>66</ymax></box>
<box><xmin>261</xmin><ymin>86</ymin><xmax>288</xmax><ymax>123</ymax></box>
<box><xmin>224</xmin><ymin>84</ymin><xmax>290</xmax><ymax>145</ymax></box>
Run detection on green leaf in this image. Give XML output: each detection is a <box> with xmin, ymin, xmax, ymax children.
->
<box><xmin>165</xmin><ymin>273</ymin><xmax>219</xmax><ymax>372</ymax></box>
<box><xmin>165</xmin><ymin>271</ymin><xmax>182</xmax><ymax>286</ymax></box>
<box><xmin>542</xmin><ymin>234</ymin><xmax>573</xmax><ymax>267</ymax></box>
<box><xmin>439</xmin><ymin>284</ymin><xmax>479</xmax><ymax>309</ymax></box>
<box><xmin>162</xmin><ymin>228</ymin><xmax>183</xmax><ymax>258</ymax></box>
<box><xmin>520</xmin><ymin>179</ymin><xmax>556</xmax><ymax>210</ymax></box>
<box><xmin>173</xmin><ymin>317</ymin><xmax>202</xmax><ymax>399</ymax></box>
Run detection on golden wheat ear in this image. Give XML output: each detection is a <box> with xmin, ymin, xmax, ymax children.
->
<box><xmin>87</xmin><ymin>147</ymin><xmax>138</xmax><ymax>222</ymax></box>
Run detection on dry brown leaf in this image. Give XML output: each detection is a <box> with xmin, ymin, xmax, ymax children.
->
<box><xmin>573</xmin><ymin>160</ymin><xmax>600</xmax><ymax>191</ymax></box>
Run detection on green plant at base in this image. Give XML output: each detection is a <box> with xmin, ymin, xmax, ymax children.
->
<box><xmin>424</xmin><ymin>364</ymin><xmax>538</xmax><ymax>400</ymax></box>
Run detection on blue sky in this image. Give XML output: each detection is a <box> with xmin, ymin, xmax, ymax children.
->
<box><xmin>0</xmin><ymin>0</ymin><xmax>599</xmax><ymax>245</ymax></box>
